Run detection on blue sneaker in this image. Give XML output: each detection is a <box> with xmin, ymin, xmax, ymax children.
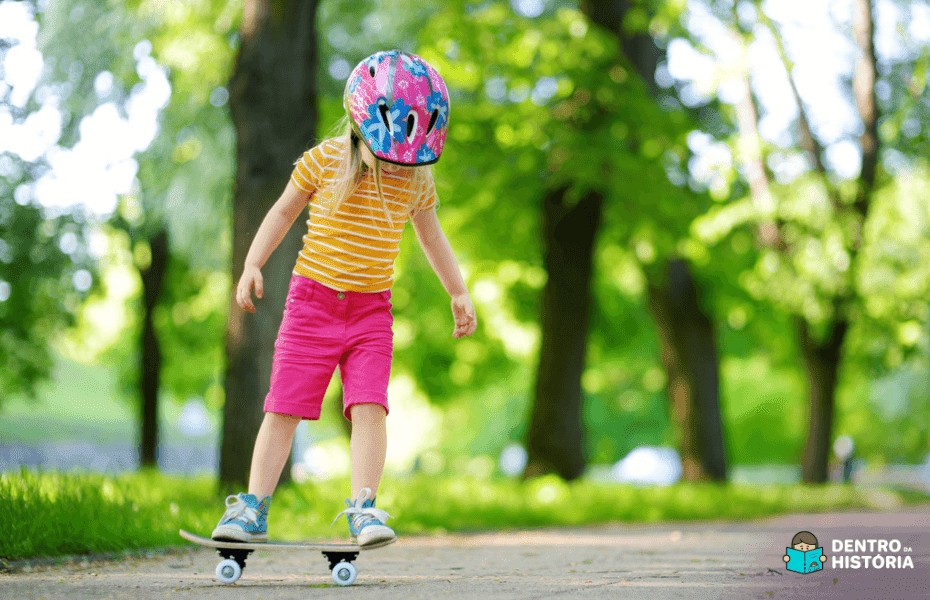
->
<box><xmin>331</xmin><ymin>488</ymin><xmax>395</xmax><ymax>546</ymax></box>
<box><xmin>211</xmin><ymin>493</ymin><xmax>271</xmax><ymax>542</ymax></box>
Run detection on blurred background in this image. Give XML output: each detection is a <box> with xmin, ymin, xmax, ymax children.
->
<box><xmin>2</xmin><ymin>0</ymin><xmax>929</xmax><ymax>496</ymax></box>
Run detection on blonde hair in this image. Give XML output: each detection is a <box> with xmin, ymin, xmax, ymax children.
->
<box><xmin>317</xmin><ymin>116</ymin><xmax>433</xmax><ymax>233</ymax></box>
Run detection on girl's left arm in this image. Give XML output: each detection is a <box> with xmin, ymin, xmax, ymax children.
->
<box><xmin>411</xmin><ymin>206</ymin><xmax>477</xmax><ymax>339</ymax></box>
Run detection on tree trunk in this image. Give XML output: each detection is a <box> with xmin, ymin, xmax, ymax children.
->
<box><xmin>790</xmin><ymin>0</ymin><xmax>874</xmax><ymax>484</ymax></box>
<box><xmin>138</xmin><ymin>228</ymin><xmax>169</xmax><ymax>469</ymax></box>
<box><xmin>647</xmin><ymin>260</ymin><xmax>727</xmax><ymax>481</ymax></box>
<box><xmin>221</xmin><ymin>0</ymin><xmax>320</xmax><ymax>490</ymax></box>
<box><xmin>523</xmin><ymin>187</ymin><xmax>603</xmax><ymax>481</ymax></box>
<box><xmin>580</xmin><ymin>0</ymin><xmax>661</xmax><ymax>96</ymax></box>
<box><xmin>797</xmin><ymin>317</ymin><xmax>848</xmax><ymax>483</ymax></box>
<box><xmin>852</xmin><ymin>0</ymin><xmax>879</xmax><ymax>219</ymax></box>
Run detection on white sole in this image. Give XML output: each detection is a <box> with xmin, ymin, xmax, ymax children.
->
<box><xmin>211</xmin><ymin>526</ymin><xmax>268</xmax><ymax>543</ymax></box>
<box><xmin>356</xmin><ymin>527</ymin><xmax>397</xmax><ymax>547</ymax></box>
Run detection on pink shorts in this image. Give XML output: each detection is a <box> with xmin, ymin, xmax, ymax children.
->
<box><xmin>264</xmin><ymin>274</ymin><xmax>393</xmax><ymax>421</ymax></box>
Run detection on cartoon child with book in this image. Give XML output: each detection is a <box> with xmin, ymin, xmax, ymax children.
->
<box><xmin>783</xmin><ymin>531</ymin><xmax>827</xmax><ymax>574</ymax></box>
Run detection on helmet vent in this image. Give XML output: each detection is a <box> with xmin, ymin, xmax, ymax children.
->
<box><xmin>406</xmin><ymin>112</ymin><xmax>418</xmax><ymax>142</ymax></box>
<box><xmin>369</xmin><ymin>64</ymin><xmax>376</xmax><ymax>77</ymax></box>
<box><xmin>426</xmin><ymin>109</ymin><xmax>439</xmax><ymax>135</ymax></box>
<box><xmin>378</xmin><ymin>100</ymin><xmax>391</xmax><ymax>133</ymax></box>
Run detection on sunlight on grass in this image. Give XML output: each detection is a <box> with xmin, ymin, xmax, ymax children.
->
<box><xmin>2</xmin><ymin>469</ymin><xmax>927</xmax><ymax>562</ymax></box>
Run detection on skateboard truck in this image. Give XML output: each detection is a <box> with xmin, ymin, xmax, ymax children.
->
<box><xmin>217</xmin><ymin>547</ymin><xmax>250</xmax><ymax>568</ymax></box>
<box><xmin>323</xmin><ymin>551</ymin><xmax>359</xmax><ymax>570</ymax></box>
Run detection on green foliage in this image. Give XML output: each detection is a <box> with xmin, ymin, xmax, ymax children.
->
<box><xmin>720</xmin><ymin>355</ymin><xmax>806</xmax><ymax>464</ymax></box>
<box><xmin>7</xmin><ymin>0</ymin><xmax>930</xmax><ymax>473</ymax></box>
<box><xmin>21</xmin><ymin>0</ymin><xmax>239</xmax><ymax>409</ymax></box>
<box><xmin>127</xmin><ymin>39</ymin><xmax>236</xmax><ymax>274</ymax></box>
<box><xmin>106</xmin><ymin>246</ymin><xmax>229</xmax><ymax>409</ymax></box>
<box><xmin>385</xmin><ymin>1</ymin><xmax>711</xmax><ymax>444</ymax></box>
<box><xmin>153</xmin><ymin>256</ymin><xmax>228</xmax><ymax>408</ymax></box>
<box><xmin>3</xmin><ymin>469</ymin><xmax>925</xmax><ymax>561</ymax></box>
<box><xmin>676</xmin><ymin>1</ymin><xmax>930</xmax><ymax>466</ymax></box>
<box><xmin>837</xmin><ymin>361</ymin><xmax>930</xmax><ymax>464</ymax></box>
<box><xmin>0</xmin><ymin>2</ymin><xmax>105</xmax><ymax>402</ymax></box>
<box><xmin>878</xmin><ymin>45</ymin><xmax>930</xmax><ymax>160</ymax></box>
<box><xmin>851</xmin><ymin>165</ymin><xmax>930</xmax><ymax>370</ymax></box>
<box><xmin>36</xmin><ymin>0</ymin><xmax>151</xmax><ymax>145</ymax></box>
<box><xmin>0</xmin><ymin>193</ymin><xmax>99</xmax><ymax>401</ymax></box>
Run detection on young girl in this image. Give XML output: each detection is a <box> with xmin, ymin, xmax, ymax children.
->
<box><xmin>211</xmin><ymin>50</ymin><xmax>476</xmax><ymax>546</ymax></box>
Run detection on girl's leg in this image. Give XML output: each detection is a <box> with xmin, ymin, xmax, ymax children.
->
<box><xmin>349</xmin><ymin>403</ymin><xmax>387</xmax><ymax>498</ymax></box>
<box><xmin>212</xmin><ymin>412</ymin><xmax>298</xmax><ymax>541</ymax></box>
<box><xmin>248</xmin><ymin>411</ymin><xmax>302</xmax><ymax>498</ymax></box>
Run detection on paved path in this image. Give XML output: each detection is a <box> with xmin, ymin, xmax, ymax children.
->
<box><xmin>3</xmin><ymin>506</ymin><xmax>928</xmax><ymax>600</ymax></box>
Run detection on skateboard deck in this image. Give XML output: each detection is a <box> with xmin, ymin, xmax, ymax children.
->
<box><xmin>179</xmin><ymin>529</ymin><xmax>395</xmax><ymax>586</ymax></box>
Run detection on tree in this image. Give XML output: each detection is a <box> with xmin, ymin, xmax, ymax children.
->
<box><xmin>524</xmin><ymin>0</ymin><xmax>728</xmax><ymax>481</ymax></box>
<box><xmin>407</xmin><ymin>1</ymin><xmax>727</xmax><ymax>480</ymax></box>
<box><xmin>681</xmin><ymin>0</ymin><xmax>908</xmax><ymax>481</ymax></box>
<box><xmin>775</xmin><ymin>0</ymin><xmax>879</xmax><ymax>483</ymax></box>
<box><xmin>29</xmin><ymin>0</ymin><xmax>192</xmax><ymax>468</ymax></box>
<box><xmin>220</xmin><ymin>0</ymin><xmax>321</xmax><ymax>490</ymax></box>
<box><xmin>120</xmin><ymin>0</ymin><xmax>241</xmax><ymax>469</ymax></box>
<box><xmin>725</xmin><ymin>0</ymin><xmax>879</xmax><ymax>482</ymax></box>
<box><xmin>583</xmin><ymin>0</ymin><xmax>728</xmax><ymax>482</ymax></box>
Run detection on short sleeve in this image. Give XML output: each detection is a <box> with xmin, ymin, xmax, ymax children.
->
<box><xmin>290</xmin><ymin>142</ymin><xmax>330</xmax><ymax>194</ymax></box>
<box><xmin>412</xmin><ymin>168</ymin><xmax>438</xmax><ymax>215</ymax></box>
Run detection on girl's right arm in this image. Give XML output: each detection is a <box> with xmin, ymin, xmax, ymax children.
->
<box><xmin>237</xmin><ymin>180</ymin><xmax>310</xmax><ymax>313</ymax></box>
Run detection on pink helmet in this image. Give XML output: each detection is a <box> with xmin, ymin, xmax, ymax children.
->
<box><xmin>344</xmin><ymin>50</ymin><xmax>450</xmax><ymax>166</ymax></box>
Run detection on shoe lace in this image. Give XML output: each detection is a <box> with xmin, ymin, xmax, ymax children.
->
<box><xmin>330</xmin><ymin>487</ymin><xmax>392</xmax><ymax>529</ymax></box>
<box><xmin>222</xmin><ymin>495</ymin><xmax>259</xmax><ymax>525</ymax></box>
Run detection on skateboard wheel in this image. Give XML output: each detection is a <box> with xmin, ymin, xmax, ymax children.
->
<box><xmin>216</xmin><ymin>558</ymin><xmax>242</xmax><ymax>584</ymax></box>
<box><xmin>332</xmin><ymin>561</ymin><xmax>357</xmax><ymax>586</ymax></box>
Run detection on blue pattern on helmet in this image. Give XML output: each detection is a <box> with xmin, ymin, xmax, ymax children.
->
<box><xmin>361</xmin><ymin>97</ymin><xmax>393</xmax><ymax>153</ymax></box>
<box><xmin>425</xmin><ymin>91</ymin><xmax>449</xmax><ymax>130</ymax></box>
<box><xmin>386</xmin><ymin>98</ymin><xmax>413</xmax><ymax>144</ymax></box>
<box><xmin>361</xmin><ymin>97</ymin><xmax>414</xmax><ymax>152</ymax></box>
<box><xmin>416</xmin><ymin>143</ymin><xmax>437</xmax><ymax>163</ymax></box>
<box><xmin>366</xmin><ymin>52</ymin><xmax>393</xmax><ymax>71</ymax></box>
<box><xmin>347</xmin><ymin>74</ymin><xmax>362</xmax><ymax>95</ymax></box>
<box><xmin>400</xmin><ymin>54</ymin><xmax>428</xmax><ymax>78</ymax></box>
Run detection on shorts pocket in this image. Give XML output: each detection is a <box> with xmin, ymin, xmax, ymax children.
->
<box><xmin>283</xmin><ymin>278</ymin><xmax>315</xmax><ymax>325</ymax></box>
<box><xmin>378</xmin><ymin>290</ymin><xmax>392</xmax><ymax>307</ymax></box>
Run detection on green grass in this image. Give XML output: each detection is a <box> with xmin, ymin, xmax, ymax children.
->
<box><xmin>2</xmin><ymin>469</ymin><xmax>928</xmax><ymax>563</ymax></box>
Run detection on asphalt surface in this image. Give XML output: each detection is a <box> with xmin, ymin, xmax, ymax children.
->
<box><xmin>2</xmin><ymin>505</ymin><xmax>928</xmax><ymax>600</ymax></box>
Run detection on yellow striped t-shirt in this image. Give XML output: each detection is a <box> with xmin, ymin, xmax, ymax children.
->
<box><xmin>289</xmin><ymin>137</ymin><xmax>437</xmax><ymax>292</ymax></box>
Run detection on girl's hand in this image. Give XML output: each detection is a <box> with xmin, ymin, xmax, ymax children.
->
<box><xmin>237</xmin><ymin>265</ymin><xmax>264</xmax><ymax>313</ymax></box>
<box><xmin>451</xmin><ymin>294</ymin><xmax>477</xmax><ymax>338</ymax></box>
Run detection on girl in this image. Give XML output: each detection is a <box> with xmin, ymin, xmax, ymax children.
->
<box><xmin>211</xmin><ymin>50</ymin><xmax>476</xmax><ymax>546</ymax></box>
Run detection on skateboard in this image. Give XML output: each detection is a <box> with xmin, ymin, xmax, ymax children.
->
<box><xmin>179</xmin><ymin>529</ymin><xmax>395</xmax><ymax>586</ymax></box>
